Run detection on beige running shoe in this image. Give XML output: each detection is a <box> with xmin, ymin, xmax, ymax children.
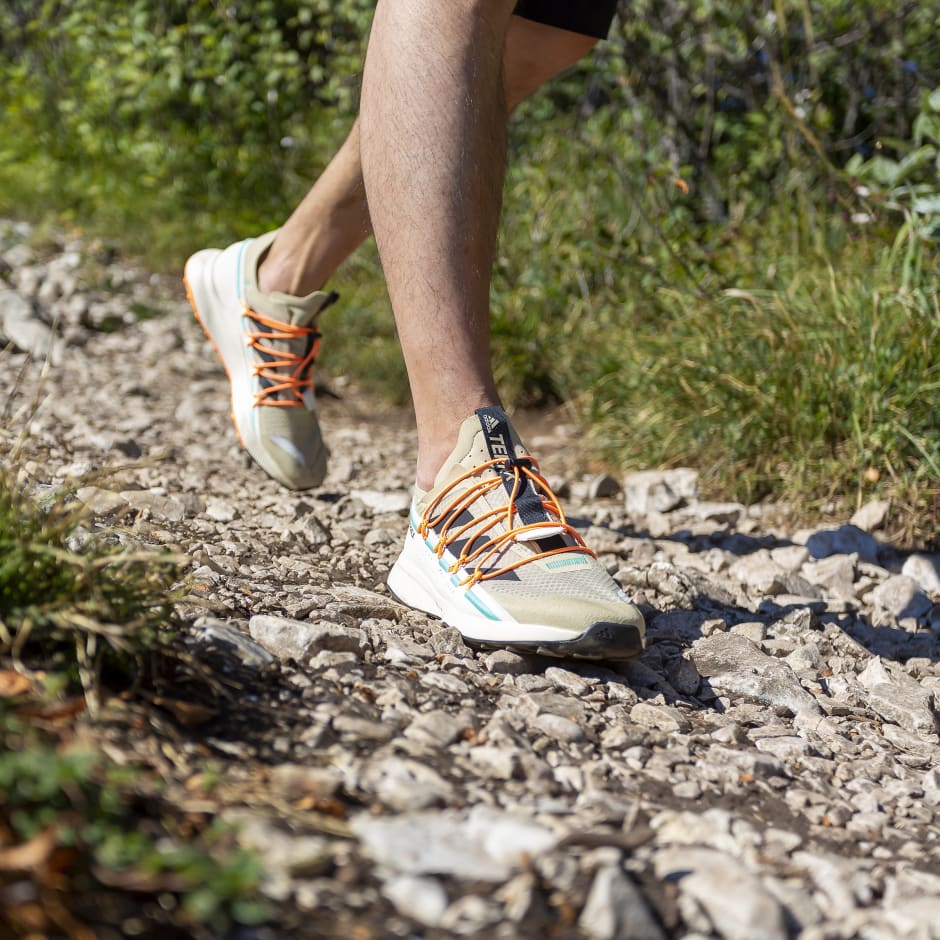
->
<box><xmin>387</xmin><ymin>407</ymin><xmax>645</xmax><ymax>659</ymax></box>
<box><xmin>183</xmin><ymin>231</ymin><xmax>337</xmax><ymax>489</ymax></box>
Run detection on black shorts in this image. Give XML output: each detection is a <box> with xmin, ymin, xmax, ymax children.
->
<box><xmin>513</xmin><ymin>0</ymin><xmax>618</xmax><ymax>39</ymax></box>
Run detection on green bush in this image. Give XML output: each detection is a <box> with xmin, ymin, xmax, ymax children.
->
<box><xmin>0</xmin><ymin>0</ymin><xmax>372</xmax><ymax>253</ymax></box>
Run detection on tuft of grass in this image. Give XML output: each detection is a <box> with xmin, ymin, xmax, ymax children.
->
<box><xmin>0</xmin><ymin>387</ymin><xmax>195</xmax><ymax>713</ymax></box>
<box><xmin>585</xmin><ymin>225</ymin><xmax>940</xmax><ymax>540</ymax></box>
<box><xmin>0</xmin><ymin>462</ymin><xmax>186</xmax><ymax>688</ymax></box>
<box><xmin>0</xmin><ymin>421</ymin><xmax>268</xmax><ymax>935</ymax></box>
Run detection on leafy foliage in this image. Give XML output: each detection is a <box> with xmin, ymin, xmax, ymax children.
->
<box><xmin>0</xmin><ymin>712</ymin><xmax>267</xmax><ymax>935</ymax></box>
<box><xmin>0</xmin><ymin>0</ymin><xmax>372</xmax><ymax>252</ymax></box>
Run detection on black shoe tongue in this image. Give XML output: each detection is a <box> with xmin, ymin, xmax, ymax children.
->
<box><xmin>475</xmin><ymin>406</ymin><xmax>551</xmax><ymax>526</ymax></box>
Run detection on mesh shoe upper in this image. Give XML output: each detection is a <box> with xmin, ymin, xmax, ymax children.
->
<box><xmin>412</xmin><ymin>407</ymin><xmax>645</xmax><ymax>634</ymax></box>
<box><xmin>184</xmin><ymin>230</ymin><xmax>335</xmax><ymax>489</ymax></box>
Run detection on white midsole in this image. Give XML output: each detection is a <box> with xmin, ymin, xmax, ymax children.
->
<box><xmin>387</xmin><ymin>524</ymin><xmax>586</xmax><ymax>644</ymax></box>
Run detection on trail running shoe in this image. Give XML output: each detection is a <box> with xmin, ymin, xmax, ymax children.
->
<box><xmin>387</xmin><ymin>406</ymin><xmax>645</xmax><ymax>660</ymax></box>
<box><xmin>183</xmin><ymin>231</ymin><xmax>337</xmax><ymax>489</ymax></box>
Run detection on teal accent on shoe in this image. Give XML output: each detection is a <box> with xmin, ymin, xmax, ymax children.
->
<box><xmin>411</xmin><ymin>508</ymin><xmax>499</xmax><ymax>621</ymax></box>
<box><xmin>236</xmin><ymin>238</ymin><xmax>249</xmax><ymax>301</ymax></box>
<box><xmin>460</xmin><ymin>584</ymin><xmax>499</xmax><ymax>620</ymax></box>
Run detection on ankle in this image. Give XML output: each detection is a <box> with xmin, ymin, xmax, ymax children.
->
<box><xmin>414</xmin><ymin>397</ymin><xmax>501</xmax><ymax>492</ymax></box>
<box><xmin>257</xmin><ymin>250</ymin><xmax>323</xmax><ymax>297</ymax></box>
<box><xmin>416</xmin><ymin>450</ymin><xmax>449</xmax><ymax>493</ymax></box>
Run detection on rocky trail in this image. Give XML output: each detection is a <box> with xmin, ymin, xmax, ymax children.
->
<box><xmin>2</xmin><ymin>219</ymin><xmax>940</xmax><ymax>939</ymax></box>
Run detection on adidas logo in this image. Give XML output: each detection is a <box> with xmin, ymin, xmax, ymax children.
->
<box><xmin>482</xmin><ymin>413</ymin><xmax>500</xmax><ymax>433</ymax></box>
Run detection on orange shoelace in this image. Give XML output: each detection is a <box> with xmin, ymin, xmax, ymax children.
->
<box><xmin>242</xmin><ymin>304</ymin><xmax>320</xmax><ymax>407</ymax></box>
<box><xmin>418</xmin><ymin>456</ymin><xmax>595</xmax><ymax>587</ymax></box>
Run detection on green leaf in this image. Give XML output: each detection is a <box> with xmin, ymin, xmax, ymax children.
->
<box><xmin>892</xmin><ymin>145</ymin><xmax>938</xmax><ymax>185</ymax></box>
<box><xmin>912</xmin><ymin>195</ymin><xmax>940</xmax><ymax>216</ymax></box>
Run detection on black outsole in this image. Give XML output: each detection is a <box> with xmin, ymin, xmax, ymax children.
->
<box><xmin>472</xmin><ymin>621</ymin><xmax>645</xmax><ymax>661</ymax></box>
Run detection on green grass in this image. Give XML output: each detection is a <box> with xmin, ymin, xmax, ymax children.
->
<box><xmin>0</xmin><ymin>458</ymin><xmax>185</xmax><ymax>691</ymax></box>
<box><xmin>587</xmin><ymin>231</ymin><xmax>940</xmax><ymax>518</ymax></box>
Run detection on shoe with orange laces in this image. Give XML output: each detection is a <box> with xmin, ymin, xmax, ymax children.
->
<box><xmin>183</xmin><ymin>231</ymin><xmax>337</xmax><ymax>489</ymax></box>
<box><xmin>387</xmin><ymin>407</ymin><xmax>645</xmax><ymax>659</ymax></box>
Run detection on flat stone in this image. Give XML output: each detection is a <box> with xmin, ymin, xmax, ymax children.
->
<box><xmin>420</xmin><ymin>671</ymin><xmax>470</xmax><ymax>696</ymax></box>
<box><xmin>544</xmin><ymin>666</ymin><xmax>593</xmax><ymax>696</ymax></box>
<box><xmin>880</xmin><ymin>723</ymin><xmax>939</xmax><ymax>757</ymax></box>
<box><xmin>192</xmin><ymin>618</ymin><xmax>275</xmax><ymax>668</ymax></box>
<box><xmin>533</xmin><ymin>713</ymin><xmax>585</xmax><ymax>743</ymax></box>
<box><xmin>382</xmin><ymin>875</ymin><xmax>448</xmax><ymax>927</ymax></box>
<box><xmin>623</xmin><ymin>468</ymin><xmax>698</xmax><ymax>515</ymax></box>
<box><xmin>329</xmin><ymin>584</ymin><xmax>401</xmax><ymax>619</ymax></box>
<box><xmin>654</xmin><ymin>848</ymin><xmax>787</xmax><ymax>940</ymax></box>
<box><xmin>205</xmin><ymin>497</ymin><xmax>238</xmax><ymax>522</ymax></box>
<box><xmin>866</xmin><ymin>682</ymin><xmax>937</xmax><ymax>736</ymax></box>
<box><xmin>801</xmin><ymin>554</ymin><xmax>857</xmax><ymax>595</ymax></box>
<box><xmin>652</xmin><ymin>809</ymin><xmax>738</xmax><ymax>852</ymax></box>
<box><xmin>630</xmin><ymin>701</ymin><xmax>691</xmax><ymax>733</ymax></box>
<box><xmin>121</xmin><ymin>490</ymin><xmax>188</xmax><ymax>522</ymax></box>
<box><xmin>901</xmin><ymin>554</ymin><xmax>940</xmax><ymax>597</ymax></box>
<box><xmin>690</xmin><ymin>633</ymin><xmax>821</xmax><ymax>716</ymax></box>
<box><xmin>870</xmin><ymin>575</ymin><xmax>932</xmax><ymax>619</ymax></box>
<box><xmin>76</xmin><ymin>486</ymin><xmax>129</xmax><ymax>516</ymax></box>
<box><xmin>350</xmin><ymin>488</ymin><xmax>411</xmax><ymax>514</ymax></box>
<box><xmin>248</xmin><ymin>615</ymin><xmax>367</xmax><ymax>661</ymax></box>
<box><xmin>361</xmin><ymin>757</ymin><xmax>455</xmax><ymax>811</ymax></box>
<box><xmin>754</xmin><ymin>735</ymin><xmax>809</xmax><ymax>759</ymax></box>
<box><xmin>404</xmin><ymin>710</ymin><xmax>465</xmax><ymax>747</ymax></box>
<box><xmin>785</xmin><ymin>643</ymin><xmax>823</xmax><ymax>675</ymax></box>
<box><xmin>464</xmin><ymin>745</ymin><xmax>519</xmax><ymax>780</ymax></box>
<box><xmin>351</xmin><ymin>807</ymin><xmax>557</xmax><ymax>881</ymax></box>
<box><xmin>770</xmin><ymin>545</ymin><xmax>810</xmax><ymax>572</ymax></box>
<box><xmin>309</xmin><ymin>649</ymin><xmax>360</xmax><ymax>674</ymax></box>
<box><xmin>727</xmin><ymin>552</ymin><xmax>788</xmax><ymax>593</ymax></box>
<box><xmin>729</xmin><ymin>622</ymin><xmax>766</xmax><ymax>642</ymax></box>
<box><xmin>850</xmin><ymin>499</ymin><xmax>890</xmax><ymax>532</ymax></box>
<box><xmin>857</xmin><ymin>657</ymin><xmax>893</xmax><ymax>689</ymax></box>
<box><xmin>0</xmin><ymin>288</ymin><xmax>61</xmax><ymax>363</ymax></box>
<box><xmin>482</xmin><ymin>650</ymin><xmax>531</xmax><ymax>675</ymax></box>
<box><xmin>579</xmin><ymin>865</ymin><xmax>665</xmax><ymax>940</ymax></box>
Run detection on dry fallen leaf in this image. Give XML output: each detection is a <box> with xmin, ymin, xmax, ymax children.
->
<box><xmin>0</xmin><ymin>827</ymin><xmax>58</xmax><ymax>873</ymax></box>
<box><xmin>17</xmin><ymin>698</ymin><xmax>87</xmax><ymax>722</ymax></box>
<box><xmin>0</xmin><ymin>670</ymin><xmax>33</xmax><ymax>698</ymax></box>
<box><xmin>151</xmin><ymin>696</ymin><xmax>217</xmax><ymax>727</ymax></box>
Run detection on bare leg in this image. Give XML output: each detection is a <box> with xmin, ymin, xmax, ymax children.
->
<box><xmin>258</xmin><ymin>16</ymin><xmax>596</xmax><ymax>297</ymax></box>
<box><xmin>359</xmin><ymin>0</ymin><xmax>521</xmax><ymax>489</ymax></box>
<box><xmin>258</xmin><ymin>122</ymin><xmax>370</xmax><ymax>297</ymax></box>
